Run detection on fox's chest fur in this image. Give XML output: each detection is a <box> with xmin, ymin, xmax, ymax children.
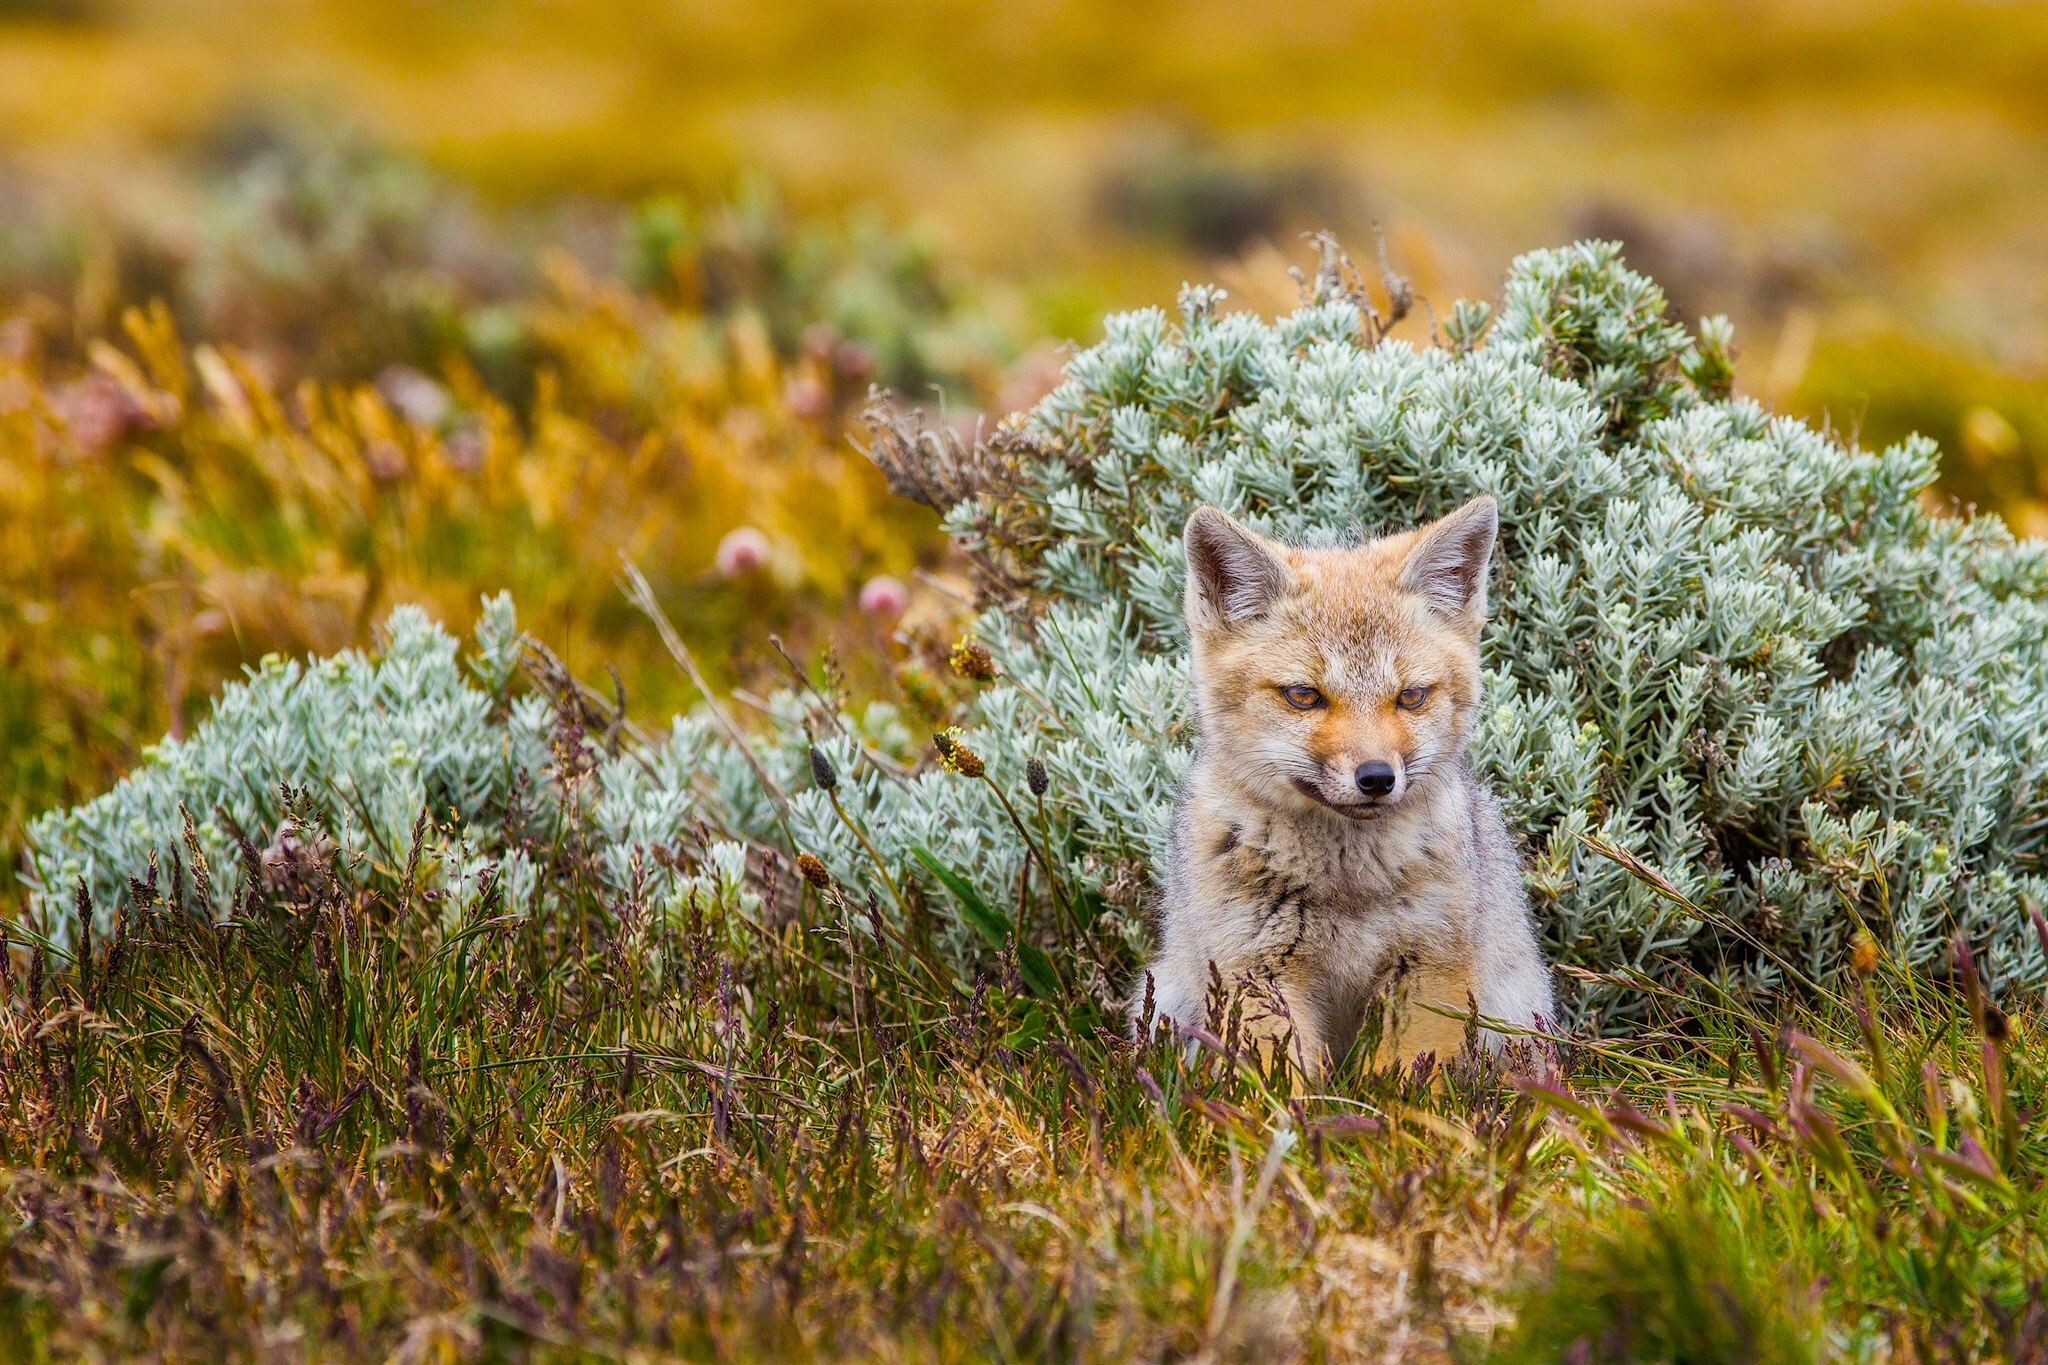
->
<box><xmin>1154</xmin><ymin>754</ymin><xmax>1526</xmax><ymax>1068</ymax></box>
<box><xmin>1190</xmin><ymin>782</ymin><xmax>1471</xmax><ymax>966</ymax></box>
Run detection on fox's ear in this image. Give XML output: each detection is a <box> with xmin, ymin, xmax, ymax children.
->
<box><xmin>1399</xmin><ymin>495</ymin><xmax>1497</xmax><ymax>625</ymax></box>
<box><xmin>1184</xmin><ymin>507</ymin><xmax>1293</xmax><ymax>630</ymax></box>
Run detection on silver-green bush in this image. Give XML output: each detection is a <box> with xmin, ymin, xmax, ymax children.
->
<box><xmin>28</xmin><ymin>242</ymin><xmax>2048</xmax><ymax>1023</ymax></box>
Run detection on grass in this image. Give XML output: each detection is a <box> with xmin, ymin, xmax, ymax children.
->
<box><xmin>1</xmin><ymin>644</ymin><xmax>2042</xmax><ymax>1360</ymax></box>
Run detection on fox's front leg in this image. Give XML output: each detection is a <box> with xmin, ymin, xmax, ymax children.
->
<box><xmin>1384</xmin><ymin>960</ymin><xmax>1474</xmax><ymax>1066</ymax></box>
<box><xmin>1139</xmin><ymin>954</ymin><xmax>1328</xmax><ymax>1084</ymax></box>
<box><xmin>1230</xmin><ymin>969</ymin><xmax>1330</xmax><ymax>1084</ymax></box>
<box><xmin>1468</xmin><ymin>905</ymin><xmax>1556</xmax><ymax>1053</ymax></box>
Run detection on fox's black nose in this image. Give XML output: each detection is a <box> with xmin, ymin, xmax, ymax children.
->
<box><xmin>1355</xmin><ymin>761</ymin><xmax>1397</xmax><ymax>796</ymax></box>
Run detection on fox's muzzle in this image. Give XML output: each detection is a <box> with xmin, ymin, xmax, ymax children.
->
<box><xmin>1293</xmin><ymin>754</ymin><xmax>1406</xmax><ymax>818</ymax></box>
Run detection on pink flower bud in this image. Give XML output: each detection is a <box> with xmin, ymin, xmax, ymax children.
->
<box><xmin>834</xmin><ymin>340</ymin><xmax>876</xmax><ymax>381</ymax></box>
<box><xmin>715</xmin><ymin>526</ymin><xmax>772</xmax><ymax>578</ymax></box>
<box><xmin>53</xmin><ymin>372</ymin><xmax>145</xmax><ymax>459</ymax></box>
<box><xmin>858</xmin><ymin>574</ymin><xmax>908</xmax><ymax>616</ymax></box>
<box><xmin>785</xmin><ymin>375</ymin><xmax>831</xmax><ymax>420</ymax></box>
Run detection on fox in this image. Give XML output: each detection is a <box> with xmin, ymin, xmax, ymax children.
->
<box><xmin>1142</xmin><ymin>495</ymin><xmax>1553</xmax><ymax>1079</ymax></box>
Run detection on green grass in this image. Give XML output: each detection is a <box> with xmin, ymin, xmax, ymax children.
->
<box><xmin>2</xmin><ymin>660</ymin><xmax>2042</xmax><ymax>1359</ymax></box>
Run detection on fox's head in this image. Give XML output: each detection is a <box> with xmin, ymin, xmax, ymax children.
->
<box><xmin>1181</xmin><ymin>497</ymin><xmax>1497</xmax><ymax>821</ymax></box>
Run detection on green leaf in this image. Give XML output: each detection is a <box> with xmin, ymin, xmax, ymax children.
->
<box><xmin>909</xmin><ymin>845</ymin><xmax>1011</xmax><ymax>948</ymax></box>
<box><xmin>1004</xmin><ymin>1002</ymin><xmax>1048</xmax><ymax>1050</ymax></box>
<box><xmin>908</xmin><ymin>846</ymin><xmax>1059</xmax><ymax>998</ymax></box>
<box><xmin>1017</xmin><ymin>942</ymin><xmax>1061</xmax><ymax>1000</ymax></box>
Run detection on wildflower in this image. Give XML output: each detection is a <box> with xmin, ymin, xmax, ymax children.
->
<box><xmin>932</xmin><ymin>728</ymin><xmax>984</xmax><ymax>778</ymax></box>
<box><xmin>833</xmin><ymin>340</ymin><xmax>876</xmax><ymax>382</ymax></box>
<box><xmin>52</xmin><ymin>372</ymin><xmax>147</xmax><ymax>459</ymax></box>
<box><xmin>859</xmin><ymin>575</ymin><xmax>908</xmax><ymax>616</ymax></box>
<box><xmin>1025</xmin><ymin>756</ymin><xmax>1048</xmax><ymax>796</ymax></box>
<box><xmin>950</xmin><ymin>637</ymin><xmax>997</xmax><ymax>681</ymax></box>
<box><xmin>796</xmin><ymin>853</ymin><xmax>832</xmax><ymax>889</ymax></box>
<box><xmin>785</xmin><ymin>375</ymin><xmax>831</xmax><ymax>421</ymax></box>
<box><xmin>809</xmin><ymin>746</ymin><xmax>839</xmax><ymax>791</ymax></box>
<box><xmin>715</xmin><ymin>526</ymin><xmax>772</xmax><ymax>578</ymax></box>
<box><xmin>377</xmin><ymin>365</ymin><xmax>451</xmax><ymax>427</ymax></box>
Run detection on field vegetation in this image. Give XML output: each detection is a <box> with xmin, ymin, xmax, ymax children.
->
<box><xmin>6</xmin><ymin>3</ymin><xmax>2048</xmax><ymax>1358</ymax></box>
<box><xmin>0</xmin><ymin>122</ymin><xmax>1038</xmax><ymax>892</ymax></box>
<box><xmin>8</xmin><ymin>235</ymin><xmax>2048</xmax><ymax>1358</ymax></box>
<box><xmin>3</xmin><ymin>748</ymin><xmax>2044</xmax><ymax>1359</ymax></box>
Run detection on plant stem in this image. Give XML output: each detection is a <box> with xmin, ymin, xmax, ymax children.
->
<box><xmin>979</xmin><ymin>772</ymin><xmax>1074</xmax><ymax>941</ymax></box>
<box><xmin>827</xmin><ymin>790</ymin><xmax>911</xmax><ymax>922</ymax></box>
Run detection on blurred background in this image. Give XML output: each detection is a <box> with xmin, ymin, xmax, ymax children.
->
<box><xmin>6</xmin><ymin>0</ymin><xmax>2048</xmax><ymax>892</ymax></box>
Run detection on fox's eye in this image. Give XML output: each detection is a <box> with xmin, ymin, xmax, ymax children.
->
<box><xmin>1279</xmin><ymin>684</ymin><xmax>1325</xmax><ymax>710</ymax></box>
<box><xmin>1396</xmin><ymin>686</ymin><xmax>1429</xmax><ymax>711</ymax></box>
